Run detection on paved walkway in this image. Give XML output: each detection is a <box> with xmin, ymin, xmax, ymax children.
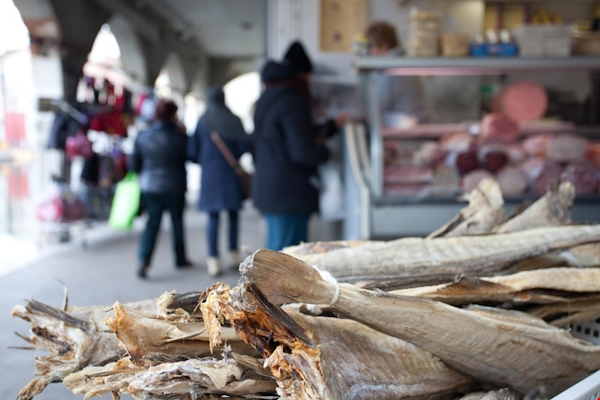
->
<box><xmin>1</xmin><ymin>207</ymin><xmax>266</xmax><ymax>399</ymax></box>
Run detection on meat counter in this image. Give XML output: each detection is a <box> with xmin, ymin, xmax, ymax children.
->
<box><xmin>342</xmin><ymin>57</ymin><xmax>600</xmax><ymax>239</ymax></box>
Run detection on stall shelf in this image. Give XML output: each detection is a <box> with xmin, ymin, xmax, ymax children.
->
<box><xmin>343</xmin><ymin>56</ymin><xmax>600</xmax><ymax>239</ymax></box>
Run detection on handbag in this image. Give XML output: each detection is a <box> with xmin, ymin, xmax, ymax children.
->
<box><xmin>108</xmin><ymin>172</ymin><xmax>141</xmax><ymax>230</ymax></box>
<box><xmin>210</xmin><ymin>132</ymin><xmax>252</xmax><ymax>201</ymax></box>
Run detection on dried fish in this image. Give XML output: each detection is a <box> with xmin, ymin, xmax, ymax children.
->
<box><xmin>494</xmin><ymin>182</ymin><xmax>574</xmax><ymax>234</ymax></box>
<box><xmin>11</xmin><ymin>300</ymin><xmax>125</xmax><ymax>400</ymax></box>
<box><xmin>428</xmin><ymin>178</ymin><xmax>505</xmax><ymax>238</ymax></box>
<box><xmin>105</xmin><ymin>302</ymin><xmax>258</xmax><ymax>366</ymax></box>
<box><xmin>63</xmin><ymin>357</ymin><xmax>277</xmax><ymax>399</ymax></box>
<box><xmin>201</xmin><ymin>284</ymin><xmax>474</xmax><ymax>399</ymax></box>
<box><xmin>242</xmin><ymin>250</ymin><xmax>600</xmax><ymax>395</ymax></box>
<box><xmin>287</xmin><ymin>226</ymin><xmax>600</xmax><ymax>290</ymax></box>
<box><xmin>393</xmin><ymin>268</ymin><xmax>600</xmax><ymax>305</ymax></box>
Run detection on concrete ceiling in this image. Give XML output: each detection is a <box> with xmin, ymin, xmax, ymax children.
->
<box><xmin>142</xmin><ymin>0</ymin><xmax>266</xmax><ymax>58</ymax></box>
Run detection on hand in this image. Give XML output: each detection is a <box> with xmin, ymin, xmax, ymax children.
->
<box><xmin>335</xmin><ymin>112</ymin><xmax>350</xmax><ymax>128</ymax></box>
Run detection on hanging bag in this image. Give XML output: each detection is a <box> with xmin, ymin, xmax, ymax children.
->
<box><xmin>108</xmin><ymin>172</ymin><xmax>140</xmax><ymax>230</ymax></box>
<box><xmin>210</xmin><ymin>132</ymin><xmax>252</xmax><ymax>201</ymax></box>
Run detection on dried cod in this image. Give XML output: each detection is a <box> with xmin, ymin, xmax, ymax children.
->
<box><xmin>241</xmin><ymin>250</ymin><xmax>600</xmax><ymax>395</ymax></box>
<box><xmin>201</xmin><ymin>284</ymin><xmax>474</xmax><ymax>399</ymax></box>
<box><xmin>285</xmin><ymin>225</ymin><xmax>600</xmax><ymax>290</ymax></box>
<box><xmin>428</xmin><ymin>178</ymin><xmax>505</xmax><ymax>238</ymax></box>
<box><xmin>393</xmin><ymin>267</ymin><xmax>600</xmax><ymax>305</ymax></box>
<box><xmin>63</xmin><ymin>356</ymin><xmax>277</xmax><ymax>399</ymax></box>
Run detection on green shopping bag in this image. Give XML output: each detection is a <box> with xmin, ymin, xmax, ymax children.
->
<box><xmin>108</xmin><ymin>172</ymin><xmax>141</xmax><ymax>230</ymax></box>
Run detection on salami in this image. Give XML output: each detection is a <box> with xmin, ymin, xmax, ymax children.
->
<box><xmin>561</xmin><ymin>161</ymin><xmax>599</xmax><ymax>195</ymax></box>
<box><xmin>446</xmin><ymin>150</ymin><xmax>478</xmax><ymax>174</ymax></box>
<box><xmin>480</xmin><ymin>113</ymin><xmax>520</xmax><ymax>143</ymax></box>
<box><xmin>520</xmin><ymin>158</ymin><xmax>563</xmax><ymax>195</ymax></box>
<box><xmin>546</xmin><ymin>134</ymin><xmax>588</xmax><ymax>164</ymax></box>
<box><xmin>497</xmin><ymin>166</ymin><xmax>529</xmax><ymax>196</ymax></box>
<box><xmin>501</xmin><ymin>81</ymin><xmax>548</xmax><ymax>122</ymax></box>
<box><xmin>478</xmin><ymin>144</ymin><xmax>509</xmax><ymax>173</ymax></box>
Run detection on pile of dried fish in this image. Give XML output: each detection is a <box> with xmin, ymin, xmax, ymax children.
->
<box><xmin>12</xmin><ymin>180</ymin><xmax>600</xmax><ymax>400</ymax></box>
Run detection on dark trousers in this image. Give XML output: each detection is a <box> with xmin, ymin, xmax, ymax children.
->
<box><xmin>139</xmin><ymin>192</ymin><xmax>187</xmax><ymax>266</ymax></box>
<box><xmin>264</xmin><ymin>213</ymin><xmax>310</xmax><ymax>251</ymax></box>
<box><xmin>207</xmin><ymin>211</ymin><xmax>239</xmax><ymax>257</ymax></box>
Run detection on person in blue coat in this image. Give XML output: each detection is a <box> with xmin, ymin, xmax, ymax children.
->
<box><xmin>188</xmin><ymin>88</ymin><xmax>250</xmax><ymax>276</ymax></box>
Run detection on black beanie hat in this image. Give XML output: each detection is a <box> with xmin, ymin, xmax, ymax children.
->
<box><xmin>283</xmin><ymin>41</ymin><xmax>313</xmax><ymax>74</ymax></box>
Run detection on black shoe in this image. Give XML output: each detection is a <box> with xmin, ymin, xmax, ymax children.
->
<box><xmin>138</xmin><ymin>262</ymin><xmax>150</xmax><ymax>279</ymax></box>
<box><xmin>176</xmin><ymin>260</ymin><xmax>194</xmax><ymax>269</ymax></box>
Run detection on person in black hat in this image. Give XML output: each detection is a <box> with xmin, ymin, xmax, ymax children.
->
<box><xmin>251</xmin><ymin>41</ymin><xmax>349</xmax><ymax>250</ymax></box>
<box><xmin>283</xmin><ymin>40</ymin><xmax>314</xmax><ymax>78</ymax></box>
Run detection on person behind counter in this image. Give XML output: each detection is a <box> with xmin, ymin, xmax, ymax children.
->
<box><xmin>366</xmin><ymin>21</ymin><xmax>430</xmax><ymax>124</ymax></box>
<box><xmin>188</xmin><ymin>87</ymin><xmax>251</xmax><ymax>276</ymax></box>
<box><xmin>131</xmin><ymin>100</ymin><xmax>192</xmax><ymax>279</ymax></box>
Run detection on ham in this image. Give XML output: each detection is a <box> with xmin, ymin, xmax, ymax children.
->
<box><xmin>497</xmin><ymin>166</ymin><xmax>529</xmax><ymax>196</ymax></box>
<box><xmin>561</xmin><ymin>161</ymin><xmax>599</xmax><ymax>195</ymax></box>
<box><xmin>522</xmin><ymin>134</ymin><xmax>550</xmax><ymax>158</ymax></box>
<box><xmin>462</xmin><ymin>170</ymin><xmax>494</xmax><ymax>193</ymax></box>
<box><xmin>546</xmin><ymin>134</ymin><xmax>588</xmax><ymax>164</ymax></box>
<box><xmin>501</xmin><ymin>81</ymin><xmax>548</xmax><ymax>122</ymax></box>
<box><xmin>480</xmin><ymin>113</ymin><xmax>520</xmax><ymax>144</ymax></box>
<box><xmin>520</xmin><ymin>158</ymin><xmax>563</xmax><ymax>195</ymax></box>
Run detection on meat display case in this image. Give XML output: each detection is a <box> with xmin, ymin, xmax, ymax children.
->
<box><xmin>343</xmin><ymin>56</ymin><xmax>600</xmax><ymax>239</ymax></box>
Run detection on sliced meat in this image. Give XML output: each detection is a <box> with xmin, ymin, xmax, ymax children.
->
<box><xmin>501</xmin><ymin>81</ymin><xmax>548</xmax><ymax>122</ymax></box>
<box><xmin>497</xmin><ymin>166</ymin><xmax>529</xmax><ymax>196</ymax></box>
<box><xmin>480</xmin><ymin>113</ymin><xmax>520</xmax><ymax>144</ymax></box>
<box><xmin>520</xmin><ymin>158</ymin><xmax>564</xmax><ymax>195</ymax></box>
<box><xmin>561</xmin><ymin>161</ymin><xmax>599</xmax><ymax>195</ymax></box>
<box><xmin>462</xmin><ymin>170</ymin><xmax>494</xmax><ymax>193</ymax></box>
<box><xmin>478</xmin><ymin>144</ymin><xmax>509</xmax><ymax>173</ymax></box>
<box><xmin>522</xmin><ymin>134</ymin><xmax>550</xmax><ymax>158</ymax></box>
<box><xmin>546</xmin><ymin>134</ymin><xmax>588</xmax><ymax>163</ymax></box>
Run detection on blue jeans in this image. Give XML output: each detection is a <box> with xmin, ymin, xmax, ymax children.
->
<box><xmin>139</xmin><ymin>192</ymin><xmax>187</xmax><ymax>266</ymax></box>
<box><xmin>208</xmin><ymin>211</ymin><xmax>239</xmax><ymax>257</ymax></box>
<box><xmin>264</xmin><ymin>213</ymin><xmax>310</xmax><ymax>251</ymax></box>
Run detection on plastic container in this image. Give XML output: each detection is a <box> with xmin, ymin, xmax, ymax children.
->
<box><xmin>551</xmin><ymin>319</ymin><xmax>600</xmax><ymax>399</ymax></box>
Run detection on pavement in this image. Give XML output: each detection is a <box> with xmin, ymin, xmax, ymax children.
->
<box><xmin>0</xmin><ymin>205</ymin><xmax>267</xmax><ymax>399</ymax></box>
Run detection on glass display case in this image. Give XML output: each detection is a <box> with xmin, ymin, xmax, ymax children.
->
<box><xmin>343</xmin><ymin>56</ymin><xmax>600</xmax><ymax>239</ymax></box>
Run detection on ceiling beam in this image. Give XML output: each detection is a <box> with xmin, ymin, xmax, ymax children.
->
<box><xmin>92</xmin><ymin>0</ymin><xmax>161</xmax><ymax>44</ymax></box>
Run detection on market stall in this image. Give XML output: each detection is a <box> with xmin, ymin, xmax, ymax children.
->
<box><xmin>344</xmin><ymin>8</ymin><xmax>600</xmax><ymax>239</ymax></box>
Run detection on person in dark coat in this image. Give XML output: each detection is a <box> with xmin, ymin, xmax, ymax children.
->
<box><xmin>253</xmin><ymin>57</ymin><xmax>334</xmax><ymax>251</ymax></box>
<box><xmin>131</xmin><ymin>99</ymin><xmax>192</xmax><ymax>278</ymax></box>
<box><xmin>188</xmin><ymin>88</ymin><xmax>251</xmax><ymax>276</ymax></box>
